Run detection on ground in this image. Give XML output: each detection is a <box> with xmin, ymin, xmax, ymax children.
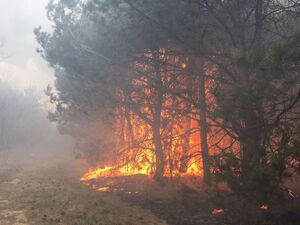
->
<box><xmin>0</xmin><ymin>152</ymin><xmax>299</xmax><ymax>225</ymax></box>
<box><xmin>0</xmin><ymin>154</ymin><xmax>167</xmax><ymax>225</ymax></box>
<box><xmin>84</xmin><ymin>174</ymin><xmax>300</xmax><ymax>225</ymax></box>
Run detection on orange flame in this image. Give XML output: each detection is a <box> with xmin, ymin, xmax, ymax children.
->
<box><xmin>97</xmin><ymin>187</ymin><xmax>110</xmax><ymax>192</ymax></box>
<box><xmin>212</xmin><ymin>209</ymin><xmax>224</xmax><ymax>214</ymax></box>
<box><xmin>80</xmin><ymin>53</ymin><xmax>237</xmax><ymax>182</ymax></box>
<box><xmin>260</xmin><ymin>205</ymin><xmax>268</xmax><ymax>210</ymax></box>
<box><xmin>80</xmin><ymin>166</ymin><xmax>115</xmax><ymax>181</ymax></box>
<box><xmin>81</xmin><ymin>159</ymin><xmax>203</xmax><ymax>181</ymax></box>
<box><xmin>80</xmin><ymin>165</ymin><xmax>151</xmax><ymax>181</ymax></box>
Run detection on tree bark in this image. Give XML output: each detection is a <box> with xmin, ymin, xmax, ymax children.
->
<box><xmin>152</xmin><ymin>51</ymin><xmax>165</xmax><ymax>182</ymax></box>
<box><xmin>180</xmin><ymin>61</ymin><xmax>193</xmax><ymax>173</ymax></box>
<box><xmin>240</xmin><ymin>112</ymin><xmax>263</xmax><ymax>185</ymax></box>
<box><xmin>153</xmin><ymin>127</ymin><xmax>164</xmax><ymax>180</ymax></box>
<box><xmin>198</xmin><ymin>59</ymin><xmax>211</xmax><ymax>184</ymax></box>
<box><xmin>180</xmin><ymin>116</ymin><xmax>191</xmax><ymax>173</ymax></box>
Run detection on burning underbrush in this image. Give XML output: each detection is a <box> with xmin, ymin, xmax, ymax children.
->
<box><xmin>80</xmin><ymin>161</ymin><xmax>203</xmax><ymax>182</ymax></box>
<box><xmin>80</xmin><ymin>165</ymin><xmax>152</xmax><ymax>182</ymax></box>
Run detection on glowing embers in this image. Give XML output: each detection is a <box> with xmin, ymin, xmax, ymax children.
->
<box><xmin>211</xmin><ymin>208</ymin><xmax>224</xmax><ymax>214</ymax></box>
<box><xmin>97</xmin><ymin>187</ymin><xmax>110</xmax><ymax>192</ymax></box>
<box><xmin>181</xmin><ymin>63</ymin><xmax>187</xmax><ymax>69</ymax></box>
<box><xmin>260</xmin><ymin>205</ymin><xmax>268</xmax><ymax>210</ymax></box>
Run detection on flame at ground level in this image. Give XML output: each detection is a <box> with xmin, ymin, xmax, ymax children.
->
<box><xmin>80</xmin><ymin>164</ymin><xmax>152</xmax><ymax>181</ymax></box>
<box><xmin>260</xmin><ymin>205</ymin><xmax>268</xmax><ymax>210</ymax></box>
<box><xmin>211</xmin><ymin>209</ymin><xmax>224</xmax><ymax>215</ymax></box>
<box><xmin>80</xmin><ymin>161</ymin><xmax>203</xmax><ymax>182</ymax></box>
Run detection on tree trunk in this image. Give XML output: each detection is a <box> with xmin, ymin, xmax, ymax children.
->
<box><xmin>240</xmin><ymin>112</ymin><xmax>263</xmax><ymax>186</ymax></box>
<box><xmin>180</xmin><ymin>62</ymin><xmax>193</xmax><ymax>173</ymax></box>
<box><xmin>153</xmin><ymin>110</ymin><xmax>164</xmax><ymax>182</ymax></box>
<box><xmin>198</xmin><ymin>59</ymin><xmax>211</xmax><ymax>184</ymax></box>
<box><xmin>152</xmin><ymin>51</ymin><xmax>165</xmax><ymax>182</ymax></box>
<box><xmin>238</xmin><ymin>0</ymin><xmax>264</xmax><ymax>187</ymax></box>
<box><xmin>180</xmin><ymin>116</ymin><xmax>191</xmax><ymax>173</ymax></box>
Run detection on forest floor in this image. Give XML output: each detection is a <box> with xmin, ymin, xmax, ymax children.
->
<box><xmin>0</xmin><ymin>153</ymin><xmax>167</xmax><ymax>225</ymax></box>
<box><xmin>85</xmin><ymin>174</ymin><xmax>300</xmax><ymax>225</ymax></box>
<box><xmin>1</xmin><ymin>151</ymin><xmax>299</xmax><ymax>225</ymax></box>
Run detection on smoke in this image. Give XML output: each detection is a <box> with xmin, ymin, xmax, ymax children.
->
<box><xmin>0</xmin><ymin>80</ymin><xmax>73</xmax><ymax>166</ymax></box>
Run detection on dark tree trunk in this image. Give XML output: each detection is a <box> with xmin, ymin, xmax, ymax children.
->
<box><xmin>238</xmin><ymin>0</ymin><xmax>264</xmax><ymax>187</ymax></box>
<box><xmin>180</xmin><ymin>116</ymin><xmax>191</xmax><ymax>173</ymax></box>
<box><xmin>124</xmin><ymin>106</ymin><xmax>134</xmax><ymax>148</ymax></box>
<box><xmin>152</xmin><ymin>51</ymin><xmax>165</xmax><ymax>182</ymax></box>
<box><xmin>180</xmin><ymin>67</ymin><xmax>193</xmax><ymax>173</ymax></box>
<box><xmin>153</xmin><ymin>105</ymin><xmax>164</xmax><ymax>182</ymax></box>
<box><xmin>240</xmin><ymin>112</ymin><xmax>263</xmax><ymax>186</ymax></box>
<box><xmin>198</xmin><ymin>59</ymin><xmax>211</xmax><ymax>184</ymax></box>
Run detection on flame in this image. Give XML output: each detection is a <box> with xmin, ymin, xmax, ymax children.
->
<box><xmin>80</xmin><ymin>165</ymin><xmax>149</xmax><ymax>181</ymax></box>
<box><xmin>186</xmin><ymin>158</ymin><xmax>202</xmax><ymax>175</ymax></box>
<box><xmin>80</xmin><ymin>115</ymin><xmax>204</xmax><ymax>181</ymax></box>
<box><xmin>81</xmin><ymin>161</ymin><xmax>203</xmax><ymax>181</ymax></box>
<box><xmin>211</xmin><ymin>209</ymin><xmax>224</xmax><ymax>214</ymax></box>
<box><xmin>80</xmin><ymin>158</ymin><xmax>153</xmax><ymax>181</ymax></box>
<box><xmin>260</xmin><ymin>205</ymin><xmax>268</xmax><ymax>210</ymax></box>
<box><xmin>80</xmin><ymin>51</ymin><xmax>237</xmax><ymax>182</ymax></box>
<box><xmin>97</xmin><ymin>187</ymin><xmax>110</xmax><ymax>192</ymax></box>
<box><xmin>80</xmin><ymin>166</ymin><xmax>114</xmax><ymax>181</ymax></box>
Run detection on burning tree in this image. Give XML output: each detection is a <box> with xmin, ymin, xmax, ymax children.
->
<box><xmin>36</xmin><ymin>0</ymin><xmax>300</xmax><ymax>198</ymax></box>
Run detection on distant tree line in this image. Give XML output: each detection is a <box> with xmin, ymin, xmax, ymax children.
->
<box><xmin>36</xmin><ymin>0</ymin><xmax>300</xmax><ymax>198</ymax></box>
<box><xmin>0</xmin><ymin>81</ymin><xmax>59</xmax><ymax>153</ymax></box>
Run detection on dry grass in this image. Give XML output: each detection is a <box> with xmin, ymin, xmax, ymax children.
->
<box><xmin>0</xmin><ymin>158</ymin><xmax>167</xmax><ymax>225</ymax></box>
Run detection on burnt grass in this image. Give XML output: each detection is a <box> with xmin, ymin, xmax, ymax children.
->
<box><xmin>85</xmin><ymin>175</ymin><xmax>300</xmax><ymax>225</ymax></box>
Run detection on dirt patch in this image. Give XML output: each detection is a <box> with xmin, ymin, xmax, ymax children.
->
<box><xmin>0</xmin><ymin>160</ymin><xmax>167</xmax><ymax>225</ymax></box>
<box><xmin>0</xmin><ymin>196</ymin><xmax>29</xmax><ymax>225</ymax></box>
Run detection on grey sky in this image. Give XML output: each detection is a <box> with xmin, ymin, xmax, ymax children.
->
<box><xmin>0</xmin><ymin>0</ymin><xmax>54</xmax><ymax>92</ymax></box>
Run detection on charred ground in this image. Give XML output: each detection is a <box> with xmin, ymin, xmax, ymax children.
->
<box><xmin>84</xmin><ymin>175</ymin><xmax>300</xmax><ymax>225</ymax></box>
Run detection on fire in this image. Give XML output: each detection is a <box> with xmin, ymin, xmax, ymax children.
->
<box><xmin>97</xmin><ymin>187</ymin><xmax>110</xmax><ymax>192</ymax></box>
<box><xmin>81</xmin><ymin>157</ymin><xmax>203</xmax><ymax>181</ymax></box>
<box><xmin>260</xmin><ymin>205</ymin><xmax>268</xmax><ymax>210</ymax></box>
<box><xmin>80</xmin><ymin>166</ymin><xmax>114</xmax><ymax>181</ymax></box>
<box><xmin>80</xmin><ymin>164</ymin><xmax>150</xmax><ymax>181</ymax></box>
<box><xmin>186</xmin><ymin>158</ymin><xmax>202</xmax><ymax>175</ymax></box>
<box><xmin>211</xmin><ymin>209</ymin><xmax>224</xmax><ymax>214</ymax></box>
<box><xmin>80</xmin><ymin>117</ymin><xmax>206</xmax><ymax>181</ymax></box>
<box><xmin>80</xmin><ymin>52</ymin><xmax>235</xmax><ymax>182</ymax></box>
